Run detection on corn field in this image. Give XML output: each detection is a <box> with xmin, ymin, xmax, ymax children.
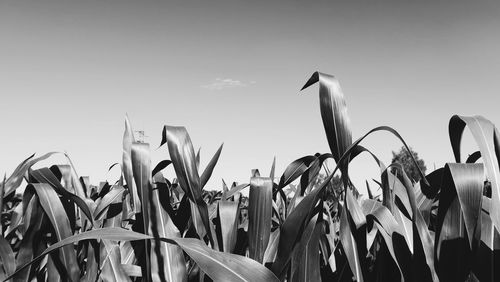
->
<box><xmin>0</xmin><ymin>71</ymin><xmax>499</xmax><ymax>282</ymax></box>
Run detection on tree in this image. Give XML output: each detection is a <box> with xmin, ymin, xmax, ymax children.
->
<box><xmin>391</xmin><ymin>146</ymin><xmax>427</xmax><ymax>182</ymax></box>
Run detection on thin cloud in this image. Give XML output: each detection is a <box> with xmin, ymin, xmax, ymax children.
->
<box><xmin>201</xmin><ymin>78</ymin><xmax>255</xmax><ymax>90</ymax></box>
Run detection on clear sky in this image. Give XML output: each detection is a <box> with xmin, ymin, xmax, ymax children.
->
<box><xmin>1</xmin><ymin>0</ymin><xmax>499</xmax><ymax>193</ymax></box>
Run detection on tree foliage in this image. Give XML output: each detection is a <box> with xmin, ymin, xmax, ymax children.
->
<box><xmin>391</xmin><ymin>146</ymin><xmax>427</xmax><ymax>182</ymax></box>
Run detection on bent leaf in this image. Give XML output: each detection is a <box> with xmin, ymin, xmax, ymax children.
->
<box><xmin>3</xmin><ymin>152</ymin><xmax>57</xmax><ymax>197</ymax></box>
<box><xmin>449</xmin><ymin>115</ymin><xmax>500</xmax><ymax>232</ymax></box>
<box><xmin>6</xmin><ymin>228</ymin><xmax>279</xmax><ymax>282</ymax></box>
<box><xmin>94</xmin><ymin>186</ymin><xmax>126</xmax><ymax>220</ymax></box>
<box><xmin>30</xmin><ymin>167</ymin><xmax>94</xmax><ymax>226</ymax></box>
<box><xmin>301</xmin><ymin>72</ymin><xmax>352</xmax><ymax>168</ymax></box>
<box><xmin>278</xmin><ymin>155</ymin><xmax>316</xmax><ymax>189</ymax></box>
<box><xmin>163</xmin><ymin>126</ymin><xmax>212</xmax><ymax>243</ymax></box>
<box><xmin>168</xmin><ymin>237</ymin><xmax>280</xmax><ymax>282</ymax></box>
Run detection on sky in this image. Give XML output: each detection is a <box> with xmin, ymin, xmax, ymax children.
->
<box><xmin>1</xmin><ymin>0</ymin><xmax>499</xmax><ymax>194</ymax></box>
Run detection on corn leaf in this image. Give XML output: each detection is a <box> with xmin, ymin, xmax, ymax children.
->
<box><xmin>272</xmin><ymin>124</ymin><xmax>429</xmax><ymax>278</ymax></box>
<box><xmin>449</xmin><ymin>115</ymin><xmax>500</xmax><ymax>233</ymax></box>
<box><xmin>0</xmin><ymin>237</ymin><xmax>15</xmax><ymax>277</ymax></box>
<box><xmin>14</xmin><ymin>197</ymin><xmax>45</xmax><ymax>282</ymax></box>
<box><xmin>399</xmin><ymin>169</ymin><xmax>439</xmax><ymax>282</ymax></box>
<box><xmin>345</xmin><ymin>188</ymin><xmax>366</xmax><ymax>229</ymax></box>
<box><xmin>473</xmin><ymin>210</ymin><xmax>500</xmax><ymax>281</ymax></box>
<box><xmin>218</xmin><ymin>200</ymin><xmax>239</xmax><ymax>253</ymax></box>
<box><xmin>6</xmin><ymin>228</ymin><xmax>279</xmax><ymax>282</ymax></box>
<box><xmin>100</xmin><ymin>240</ymin><xmax>131</xmax><ymax>282</ymax></box>
<box><xmin>365</xmin><ymin>203</ymin><xmax>405</xmax><ymax>280</ymax></box>
<box><xmin>121</xmin><ymin>264</ymin><xmax>142</xmax><ymax>277</ymax></box>
<box><xmin>393</xmin><ymin>206</ymin><xmax>414</xmax><ymax>254</ymax></box>
<box><xmin>200</xmin><ymin>143</ymin><xmax>223</xmax><ymax>189</ymax></box>
<box><xmin>248</xmin><ymin>177</ymin><xmax>273</xmax><ymax>263</ymax></box>
<box><xmin>29</xmin><ymin>183</ymin><xmax>79</xmax><ymax>281</ymax></box>
<box><xmin>278</xmin><ymin>155</ymin><xmax>316</xmax><ymax>189</ymax></box>
<box><xmin>122</xmin><ymin>115</ymin><xmax>141</xmax><ymax>214</ymax></box>
<box><xmin>6</xmin><ymin>228</ymin><xmax>151</xmax><ymax>281</ymax></box>
<box><xmin>152</xmin><ymin>160</ymin><xmax>172</xmax><ymax>178</ymax></box>
<box><xmin>30</xmin><ymin>167</ymin><xmax>94</xmax><ymax>225</ymax></box>
<box><xmin>81</xmin><ymin>241</ymin><xmax>99</xmax><ymax>282</ymax></box>
<box><xmin>149</xmin><ymin>174</ymin><xmax>187</xmax><ymax>282</ymax></box>
<box><xmin>448</xmin><ymin>163</ymin><xmax>484</xmax><ymax>248</ymax></box>
<box><xmin>170</xmin><ymin>237</ymin><xmax>280</xmax><ymax>282</ymax></box>
<box><xmin>94</xmin><ymin>186</ymin><xmax>125</xmax><ymax>220</ymax></box>
<box><xmin>224</xmin><ymin>183</ymin><xmax>249</xmax><ymax>199</ymax></box>
<box><xmin>339</xmin><ymin>202</ymin><xmax>363</xmax><ymax>282</ymax></box>
<box><xmin>269</xmin><ymin>156</ymin><xmax>276</xmax><ymax>180</ymax></box>
<box><xmin>163</xmin><ymin>126</ymin><xmax>212</xmax><ymax>244</ymax></box>
<box><xmin>263</xmin><ymin>229</ymin><xmax>280</xmax><ymax>264</ymax></box>
<box><xmin>60</xmin><ymin>154</ymin><xmax>88</xmax><ymax>199</ymax></box>
<box><xmin>3</xmin><ymin>152</ymin><xmax>57</xmax><ymax>197</ymax></box>
<box><xmin>290</xmin><ymin>216</ymin><xmax>322</xmax><ymax>282</ymax></box>
<box><xmin>435</xmin><ymin>163</ymin><xmax>484</xmax><ymax>280</ymax></box>
<box><xmin>301</xmin><ymin>72</ymin><xmax>352</xmax><ymax>169</ymax></box>
<box><xmin>130</xmin><ymin>142</ymin><xmax>152</xmax><ymax>281</ymax></box>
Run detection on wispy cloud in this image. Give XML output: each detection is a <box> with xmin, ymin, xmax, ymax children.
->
<box><xmin>201</xmin><ymin>78</ymin><xmax>255</xmax><ymax>90</ymax></box>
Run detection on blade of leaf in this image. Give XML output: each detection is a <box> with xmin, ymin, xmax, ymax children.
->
<box><xmin>248</xmin><ymin>177</ymin><xmax>273</xmax><ymax>263</ymax></box>
<box><xmin>290</xmin><ymin>216</ymin><xmax>322</xmax><ymax>282</ymax></box>
<box><xmin>30</xmin><ymin>167</ymin><xmax>94</xmax><ymax>225</ymax></box>
<box><xmin>123</xmin><ymin>115</ymin><xmax>141</xmax><ymax>214</ymax></box>
<box><xmin>263</xmin><ymin>229</ymin><xmax>280</xmax><ymax>264</ymax></box>
<box><xmin>450</xmin><ymin>163</ymin><xmax>484</xmax><ymax>249</ymax></box>
<box><xmin>269</xmin><ymin>156</ymin><xmax>276</xmax><ymax>181</ymax></box>
<box><xmin>3</xmin><ymin>152</ymin><xmax>57</xmax><ymax>197</ymax></box>
<box><xmin>121</xmin><ymin>264</ymin><xmax>142</xmax><ymax>277</ymax></box>
<box><xmin>437</xmin><ymin>163</ymin><xmax>484</xmax><ymax>250</ymax></box>
<box><xmin>61</xmin><ymin>153</ymin><xmax>88</xmax><ymax>199</ymax></box>
<box><xmin>278</xmin><ymin>155</ymin><xmax>316</xmax><ymax>188</ymax></box>
<box><xmin>6</xmin><ymin>227</ymin><xmax>279</xmax><ymax>282</ymax></box>
<box><xmin>14</xmin><ymin>197</ymin><xmax>45</xmax><ymax>282</ymax></box>
<box><xmin>345</xmin><ymin>188</ymin><xmax>366</xmax><ymax>229</ymax></box>
<box><xmin>224</xmin><ymin>183</ymin><xmax>250</xmax><ymax>200</ymax></box>
<box><xmin>6</xmin><ymin>228</ymin><xmax>151</xmax><ymax>280</ymax></box>
<box><xmin>393</xmin><ymin>206</ymin><xmax>414</xmax><ymax>254</ymax></box>
<box><xmin>200</xmin><ymin>143</ymin><xmax>223</xmax><ymax>189</ymax></box>
<box><xmin>164</xmin><ymin>125</ymin><xmax>212</xmax><ymax>244</ymax></box>
<box><xmin>152</xmin><ymin>160</ymin><xmax>172</xmax><ymax>178</ymax></box>
<box><xmin>0</xmin><ymin>237</ymin><xmax>15</xmax><ymax>277</ymax></box>
<box><xmin>100</xmin><ymin>240</ymin><xmax>131</xmax><ymax>282</ymax></box>
<box><xmin>449</xmin><ymin>115</ymin><xmax>500</xmax><ymax>232</ymax></box>
<box><xmin>131</xmin><ymin>142</ymin><xmax>152</xmax><ymax>281</ymax></box>
<box><xmin>166</xmin><ymin>238</ymin><xmax>280</xmax><ymax>282</ymax></box>
<box><xmin>149</xmin><ymin>173</ymin><xmax>187</xmax><ymax>282</ymax></box>
<box><xmin>29</xmin><ymin>183</ymin><xmax>79</xmax><ymax>281</ymax></box>
<box><xmin>81</xmin><ymin>241</ymin><xmax>99</xmax><ymax>282</ymax></box>
<box><xmin>218</xmin><ymin>200</ymin><xmax>239</xmax><ymax>253</ymax></box>
<box><xmin>399</xmin><ymin>169</ymin><xmax>439</xmax><ymax>282</ymax></box>
<box><xmin>301</xmin><ymin>72</ymin><xmax>352</xmax><ymax>168</ymax></box>
<box><xmin>339</xmin><ymin>203</ymin><xmax>363</xmax><ymax>282</ymax></box>
<box><xmin>94</xmin><ymin>186</ymin><xmax>125</xmax><ymax>221</ymax></box>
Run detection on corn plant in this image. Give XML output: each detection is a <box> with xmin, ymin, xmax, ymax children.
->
<box><xmin>0</xmin><ymin>71</ymin><xmax>499</xmax><ymax>282</ymax></box>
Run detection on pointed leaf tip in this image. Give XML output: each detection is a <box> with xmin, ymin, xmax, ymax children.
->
<box><xmin>300</xmin><ymin>71</ymin><xmax>320</xmax><ymax>91</ymax></box>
